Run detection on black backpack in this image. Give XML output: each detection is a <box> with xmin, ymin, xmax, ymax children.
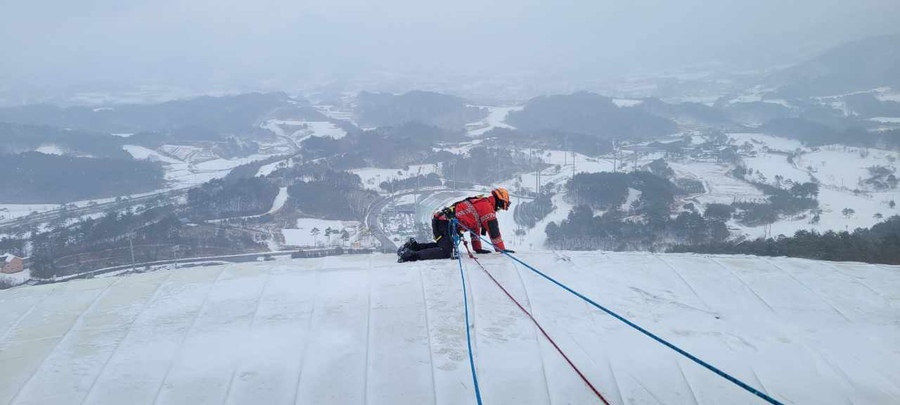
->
<box><xmin>438</xmin><ymin>194</ymin><xmax>486</xmax><ymax>219</ymax></box>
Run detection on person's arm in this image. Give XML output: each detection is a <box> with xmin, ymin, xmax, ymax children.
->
<box><xmin>481</xmin><ymin>212</ymin><xmax>506</xmax><ymax>251</ymax></box>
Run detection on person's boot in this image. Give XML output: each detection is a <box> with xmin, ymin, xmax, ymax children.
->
<box><xmin>397</xmin><ymin>249</ymin><xmax>418</xmax><ymax>263</ymax></box>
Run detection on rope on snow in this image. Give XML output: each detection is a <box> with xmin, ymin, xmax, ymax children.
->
<box><xmin>460</xmin><ymin>240</ymin><xmax>611</xmax><ymax>404</ymax></box>
<box><xmin>457</xmin><ymin>223</ymin><xmax>784</xmax><ymax>405</ymax></box>
<box><xmin>451</xmin><ymin>219</ymin><xmax>484</xmax><ymax>405</ymax></box>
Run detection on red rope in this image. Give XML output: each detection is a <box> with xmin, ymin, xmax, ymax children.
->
<box><xmin>460</xmin><ymin>242</ymin><xmax>611</xmax><ymax>405</ymax></box>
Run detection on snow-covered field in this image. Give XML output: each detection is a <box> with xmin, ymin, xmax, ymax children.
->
<box><xmin>466</xmin><ymin>105</ymin><xmax>522</xmax><ymax>137</ymax></box>
<box><xmin>267</xmin><ymin>187</ymin><xmax>289</xmax><ymax>215</ymax></box>
<box><xmin>612</xmin><ymin>98</ymin><xmax>644</xmax><ymax>107</ymax></box>
<box><xmin>503</xmin><ymin>150</ymin><xmax>617</xmax><ymax>195</ymax></box>
<box><xmin>670</xmin><ymin>161</ymin><xmax>765</xmax><ymax>205</ymax></box>
<box><xmin>1</xmin><ymin>252</ymin><xmax>897</xmax><ymax>404</ymax></box>
<box><xmin>796</xmin><ymin>146</ymin><xmax>899</xmax><ymax>191</ymax></box>
<box><xmin>314</xmin><ymin>104</ymin><xmax>356</xmax><ymax>124</ymax></box>
<box><xmin>730</xmin><ymin>133</ymin><xmax>806</xmax><ymax>153</ymax></box>
<box><xmin>263</xmin><ymin>119</ymin><xmax>347</xmax><ymax>144</ymax></box>
<box><xmin>737</xmin><ymin>187</ymin><xmax>898</xmax><ymax>239</ymax></box>
<box><xmin>0</xmin><ymin>204</ymin><xmax>60</xmax><ymax>221</ymax></box>
<box><xmin>256</xmin><ymin>159</ymin><xmax>289</xmax><ymax>177</ymax></box>
<box><xmin>743</xmin><ymin>153</ymin><xmax>812</xmax><ymax>186</ymax></box>
<box><xmin>158</xmin><ymin>144</ymin><xmax>217</xmax><ymax>163</ymax></box>
<box><xmin>124</xmin><ymin>144</ymin><xmax>273</xmax><ymax>189</ymax></box>
<box><xmin>281</xmin><ymin>218</ymin><xmax>359</xmax><ymax>247</ymax></box>
<box><xmin>34</xmin><ymin>144</ymin><xmax>65</xmax><ymax>155</ymax></box>
<box><xmin>696</xmin><ymin>135</ymin><xmax>900</xmax><ymax>239</ymax></box>
<box><xmin>351</xmin><ymin>164</ymin><xmax>440</xmax><ymax>191</ymax></box>
<box><xmin>869</xmin><ymin>117</ymin><xmax>900</xmax><ymax>124</ymax></box>
<box><xmin>0</xmin><ymin>268</ymin><xmax>30</xmax><ymax>286</ymax></box>
<box><xmin>122</xmin><ymin>145</ymin><xmax>181</xmax><ymax>163</ymax></box>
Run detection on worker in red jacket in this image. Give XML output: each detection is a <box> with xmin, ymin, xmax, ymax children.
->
<box><xmin>398</xmin><ymin>188</ymin><xmax>514</xmax><ymax>262</ymax></box>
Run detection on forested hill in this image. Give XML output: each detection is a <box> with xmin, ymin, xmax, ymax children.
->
<box><xmin>670</xmin><ymin>216</ymin><xmax>900</xmax><ymax>265</ymax></box>
<box><xmin>0</xmin><ymin>122</ymin><xmax>130</xmax><ymax>159</ymax></box>
<box><xmin>355</xmin><ymin>91</ymin><xmax>487</xmax><ymax>131</ymax></box>
<box><xmin>0</xmin><ymin>92</ymin><xmax>295</xmax><ymax>135</ymax></box>
<box><xmin>0</xmin><ymin>152</ymin><xmax>165</xmax><ymax>203</ymax></box>
<box><xmin>506</xmin><ymin>92</ymin><xmax>677</xmax><ymax>140</ymax></box>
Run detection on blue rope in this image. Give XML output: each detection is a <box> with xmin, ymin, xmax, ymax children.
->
<box><xmin>461</xmin><ymin>226</ymin><xmax>782</xmax><ymax>405</ymax></box>
<box><xmin>452</xmin><ymin>219</ymin><xmax>484</xmax><ymax>405</ymax></box>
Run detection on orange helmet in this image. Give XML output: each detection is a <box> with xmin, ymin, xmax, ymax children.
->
<box><xmin>492</xmin><ymin>187</ymin><xmax>511</xmax><ymax>211</ymax></box>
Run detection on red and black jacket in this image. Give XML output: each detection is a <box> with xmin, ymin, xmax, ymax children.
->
<box><xmin>435</xmin><ymin>195</ymin><xmax>506</xmax><ymax>251</ymax></box>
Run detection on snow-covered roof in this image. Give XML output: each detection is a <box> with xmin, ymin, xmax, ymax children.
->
<box><xmin>1</xmin><ymin>253</ymin><xmax>18</xmax><ymax>264</ymax></box>
<box><xmin>0</xmin><ymin>252</ymin><xmax>898</xmax><ymax>404</ymax></box>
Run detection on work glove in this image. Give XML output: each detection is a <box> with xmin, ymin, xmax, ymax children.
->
<box><xmin>502</xmin><ymin>249</ymin><xmax>516</xmax><ymax>254</ymax></box>
<box><xmin>474</xmin><ymin>248</ymin><xmax>491</xmax><ymax>254</ymax></box>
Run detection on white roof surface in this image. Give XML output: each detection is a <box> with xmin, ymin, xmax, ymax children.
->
<box><xmin>1</xmin><ymin>252</ymin><xmax>898</xmax><ymax>404</ymax></box>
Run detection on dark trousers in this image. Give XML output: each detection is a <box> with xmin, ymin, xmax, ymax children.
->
<box><xmin>410</xmin><ymin>217</ymin><xmax>454</xmax><ymax>260</ymax></box>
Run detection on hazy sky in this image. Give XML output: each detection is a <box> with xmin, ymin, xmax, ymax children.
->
<box><xmin>1</xmin><ymin>0</ymin><xmax>898</xmax><ymax>92</ymax></box>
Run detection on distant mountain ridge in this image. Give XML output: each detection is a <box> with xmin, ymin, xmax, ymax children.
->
<box><xmin>507</xmin><ymin>92</ymin><xmax>677</xmax><ymax>140</ymax></box>
<box><xmin>0</xmin><ymin>122</ymin><xmax>130</xmax><ymax>159</ymax></box>
<box><xmin>770</xmin><ymin>34</ymin><xmax>900</xmax><ymax>97</ymax></box>
<box><xmin>0</xmin><ymin>92</ymin><xmax>296</xmax><ymax>136</ymax></box>
<box><xmin>355</xmin><ymin>91</ymin><xmax>487</xmax><ymax>131</ymax></box>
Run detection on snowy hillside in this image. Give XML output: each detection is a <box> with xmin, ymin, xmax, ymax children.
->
<box><xmin>1</xmin><ymin>252</ymin><xmax>898</xmax><ymax>404</ymax></box>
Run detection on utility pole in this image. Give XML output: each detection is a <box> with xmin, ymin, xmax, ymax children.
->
<box><xmin>129</xmin><ymin>236</ymin><xmax>136</xmax><ymax>273</ymax></box>
<box><xmin>415</xmin><ymin>169</ymin><xmax>420</xmax><ymax>226</ymax></box>
<box><xmin>612</xmin><ymin>139</ymin><xmax>618</xmax><ymax>173</ymax></box>
<box><xmin>451</xmin><ymin>162</ymin><xmax>456</xmax><ymax>190</ymax></box>
<box><xmin>572</xmin><ymin>150</ymin><xmax>576</xmax><ymax>178</ymax></box>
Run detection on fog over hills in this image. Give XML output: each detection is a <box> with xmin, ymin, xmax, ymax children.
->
<box><xmin>2</xmin><ymin>0</ymin><xmax>899</xmax><ymax>100</ymax></box>
<box><xmin>771</xmin><ymin>34</ymin><xmax>900</xmax><ymax>97</ymax></box>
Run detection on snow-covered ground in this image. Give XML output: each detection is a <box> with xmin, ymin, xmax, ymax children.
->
<box><xmin>351</xmin><ymin>165</ymin><xmax>440</xmax><ymax>191</ymax></box>
<box><xmin>0</xmin><ymin>204</ymin><xmax>61</xmax><ymax>221</ymax></box>
<box><xmin>267</xmin><ymin>187</ymin><xmax>289</xmax><ymax>215</ymax></box>
<box><xmin>314</xmin><ymin>104</ymin><xmax>357</xmax><ymax>124</ymax></box>
<box><xmin>730</xmin><ymin>133</ymin><xmax>806</xmax><ymax>153</ymax></box>
<box><xmin>795</xmin><ymin>146</ymin><xmax>899</xmax><ymax>191</ymax></box>
<box><xmin>158</xmin><ymin>144</ymin><xmax>217</xmax><ymax>163</ymax></box>
<box><xmin>869</xmin><ymin>117</ymin><xmax>900</xmax><ymax>124</ymax></box>
<box><xmin>506</xmin><ymin>192</ymin><xmax>571</xmax><ymax>250</ymax></box>
<box><xmin>166</xmin><ymin>154</ymin><xmax>274</xmax><ymax>188</ymax></box>
<box><xmin>466</xmin><ymin>105</ymin><xmax>522</xmax><ymax>137</ymax></box>
<box><xmin>737</xmin><ymin>187</ymin><xmax>898</xmax><ymax>239</ymax></box>
<box><xmin>263</xmin><ymin>119</ymin><xmax>347</xmax><ymax>144</ymax></box>
<box><xmin>670</xmin><ymin>161</ymin><xmax>766</xmax><ymax>205</ymax></box>
<box><xmin>742</xmin><ymin>153</ymin><xmax>812</xmax><ymax>186</ymax></box>
<box><xmin>122</xmin><ymin>145</ymin><xmax>182</xmax><ymax>164</ymax></box>
<box><xmin>434</xmin><ymin>139</ymin><xmax>485</xmax><ymax>155</ymax></box>
<box><xmin>34</xmin><ymin>144</ymin><xmax>65</xmax><ymax>155</ymax></box>
<box><xmin>1</xmin><ymin>252</ymin><xmax>897</xmax><ymax>404</ymax></box>
<box><xmin>256</xmin><ymin>159</ymin><xmax>289</xmax><ymax>177</ymax></box>
<box><xmin>0</xmin><ymin>268</ymin><xmax>30</xmax><ymax>286</ymax></box>
<box><xmin>124</xmin><ymin>144</ymin><xmax>273</xmax><ymax>189</ymax></box>
<box><xmin>281</xmin><ymin>218</ymin><xmax>359</xmax><ymax>247</ymax></box>
<box><xmin>703</xmin><ymin>135</ymin><xmax>900</xmax><ymax>239</ymax></box>
<box><xmin>503</xmin><ymin>150</ymin><xmax>617</xmax><ymax>195</ymax></box>
<box><xmin>612</xmin><ymin>98</ymin><xmax>644</xmax><ymax>107</ymax></box>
